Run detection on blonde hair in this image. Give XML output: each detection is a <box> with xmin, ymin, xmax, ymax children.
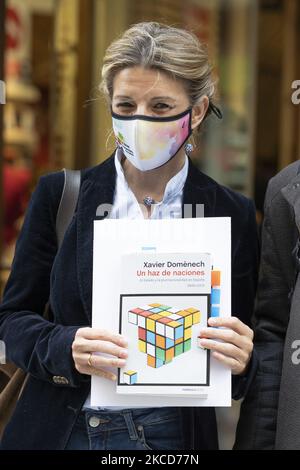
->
<box><xmin>100</xmin><ymin>21</ymin><xmax>220</xmax><ymax>129</ymax></box>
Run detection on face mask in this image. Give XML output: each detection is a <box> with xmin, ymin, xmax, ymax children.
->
<box><xmin>111</xmin><ymin>107</ymin><xmax>193</xmax><ymax>171</ymax></box>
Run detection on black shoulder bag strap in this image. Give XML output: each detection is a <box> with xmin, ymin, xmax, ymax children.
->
<box><xmin>44</xmin><ymin>168</ymin><xmax>81</xmax><ymax>321</ymax></box>
<box><xmin>56</xmin><ymin>168</ymin><xmax>81</xmax><ymax>248</ymax></box>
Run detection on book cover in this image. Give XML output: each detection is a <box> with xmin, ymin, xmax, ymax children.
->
<box><xmin>91</xmin><ymin>217</ymin><xmax>231</xmax><ymax>407</ymax></box>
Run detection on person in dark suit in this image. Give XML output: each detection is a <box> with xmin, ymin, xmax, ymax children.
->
<box><xmin>235</xmin><ymin>160</ymin><xmax>300</xmax><ymax>450</ymax></box>
<box><xmin>0</xmin><ymin>22</ymin><xmax>258</xmax><ymax>450</ymax></box>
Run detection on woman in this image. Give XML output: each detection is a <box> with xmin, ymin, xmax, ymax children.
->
<box><xmin>0</xmin><ymin>22</ymin><xmax>258</xmax><ymax>450</ymax></box>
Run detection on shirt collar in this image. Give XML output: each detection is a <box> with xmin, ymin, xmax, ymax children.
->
<box><xmin>114</xmin><ymin>148</ymin><xmax>189</xmax><ymax>204</ymax></box>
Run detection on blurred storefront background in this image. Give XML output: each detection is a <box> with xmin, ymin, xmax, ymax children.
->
<box><xmin>0</xmin><ymin>0</ymin><xmax>300</xmax><ymax>449</ymax></box>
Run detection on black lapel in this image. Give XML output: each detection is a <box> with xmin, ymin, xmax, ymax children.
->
<box><xmin>182</xmin><ymin>158</ymin><xmax>217</xmax><ymax>218</ymax></box>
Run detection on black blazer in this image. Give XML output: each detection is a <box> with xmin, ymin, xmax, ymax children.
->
<box><xmin>0</xmin><ymin>153</ymin><xmax>259</xmax><ymax>450</ymax></box>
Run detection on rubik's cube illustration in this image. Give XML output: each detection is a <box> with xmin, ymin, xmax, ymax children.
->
<box><xmin>211</xmin><ymin>270</ymin><xmax>221</xmax><ymax>317</ymax></box>
<box><xmin>123</xmin><ymin>370</ymin><xmax>138</xmax><ymax>384</ymax></box>
<box><xmin>128</xmin><ymin>303</ymin><xmax>201</xmax><ymax>368</ymax></box>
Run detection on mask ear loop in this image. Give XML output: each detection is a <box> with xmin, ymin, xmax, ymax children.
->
<box><xmin>186</xmin><ymin>102</ymin><xmax>222</xmax><ymax>155</ymax></box>
<box><xmin>209</xmin><ymin>101</ymin><xmax>223</xmax><ymax>119</ymax></box>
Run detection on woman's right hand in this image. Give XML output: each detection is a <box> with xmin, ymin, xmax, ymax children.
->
<box><xmin>72</xmin><ymin>327</ymin><xmax>128</xmax><ymax>381</ymax></box>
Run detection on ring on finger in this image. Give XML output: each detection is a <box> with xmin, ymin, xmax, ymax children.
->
<box><xmin>88</xmin><ymin>352</ymin><xmax>94</xmax><ymax>368</ymax></box>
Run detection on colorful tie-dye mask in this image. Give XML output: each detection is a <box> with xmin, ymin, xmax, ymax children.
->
<box><xmin>112</xmin><ymin>108</ymin><xmax>193</xmax><ymax>171</ymax></box>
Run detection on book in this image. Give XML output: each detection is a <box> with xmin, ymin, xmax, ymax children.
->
<box><xmin>91</xmin><ymin>217</ymin><xmax>231</xmax><ymax>407</ymax></box>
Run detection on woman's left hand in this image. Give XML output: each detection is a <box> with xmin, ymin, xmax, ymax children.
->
<box><xmin>198</xmin><ymin>316</ymin><xmax>254</xmax><ymax>375</ymax></box>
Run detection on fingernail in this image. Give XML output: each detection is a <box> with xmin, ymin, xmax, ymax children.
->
<box><xmin>118</xmin><ymin>359</ymin><xmax>126</xmax><ymax>367</ymax></box>
<box><xmin>209</xmin><ymin>318</ymin><xmax>217</xmax><ymax>325</ymax></box>
<box><xmin>119</xmin><ymin>349</ymin><xmax>128</xmax><ymax>358</ymax></box>
<box><xmin>197</xmin><ymin>339</ymin><xmax>207</xmax><ymax>350</ymax></box>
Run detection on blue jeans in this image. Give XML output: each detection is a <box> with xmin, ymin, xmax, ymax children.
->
<box><xmin>65</xmin><ymin>407</ymin><xmax>185</xmax><ymax>450</ymax></box>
